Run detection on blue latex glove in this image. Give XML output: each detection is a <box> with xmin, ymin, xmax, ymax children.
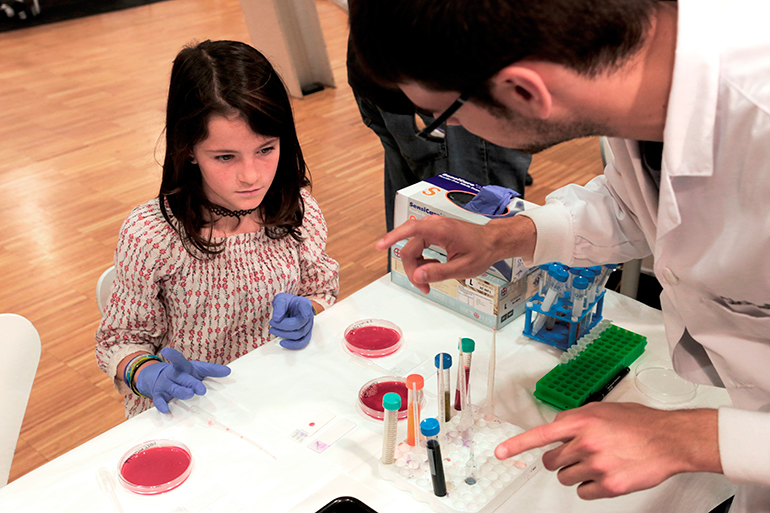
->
<box><xmin>135</xmin><ymin>347</ymin><xmax>231</xmax><ymax>414</ymax></box>
<box><xmin>269</xmin><ymin>292</ymin><xmax>315</xmax><ymax>350</ymax></box>
<box><xmin>464</xmin><ymin>185</ymin><xmax>518</xmax><ymax>215</ymax></box>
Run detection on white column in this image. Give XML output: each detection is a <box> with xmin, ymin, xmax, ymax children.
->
<box><xmin>238</xmin><ymin>0</ymin><xmax>336</xmax><ymax>99</ymax></box>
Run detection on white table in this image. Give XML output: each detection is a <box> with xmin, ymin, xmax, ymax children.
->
<box><xmin>0</xmin><ymin>275</ymin><xmax>735</xmax><ymax>513</ymax></box>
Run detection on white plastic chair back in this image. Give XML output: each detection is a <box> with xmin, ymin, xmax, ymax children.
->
<box><xmin>96</xmin><ymin>266</ymin><xmax>116</xmax><ymax>315</ymax></box>
<box><xmin>0</xmin><ymin>313</ymin><xmax>41</xmax><ymax>487</ymax></box>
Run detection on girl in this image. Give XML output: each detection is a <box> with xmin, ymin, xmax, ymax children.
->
<box><xmin>95</xmin><ymin>40</ymin><xmax>340</xmax><ymax>418</ymax></box>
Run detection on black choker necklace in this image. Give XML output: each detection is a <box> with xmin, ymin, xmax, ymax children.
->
<box><xmin>208</xmin><ymin>204</ymin><xmax>258</xmax><ymax>218</ymax></box>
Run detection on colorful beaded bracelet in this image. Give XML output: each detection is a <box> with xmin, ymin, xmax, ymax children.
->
<box><xmin>124</xmin><ymin>354</ymin><xmax>163</xmax><ymax>398</ymax></box>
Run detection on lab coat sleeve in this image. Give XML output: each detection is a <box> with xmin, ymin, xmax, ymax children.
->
<box><xmin>519</xmin><ymin>168</ymin><xmax>652</xmax><ymax>267</ymax></box>
<box><xmin>719</xmin><ymin>407</ymin><xmax>770</xmax><ymax>485</ymax></box>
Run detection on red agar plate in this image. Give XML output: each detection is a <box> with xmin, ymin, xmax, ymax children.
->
<box><xmin>118</xmin><ymin>440</ymin><xmax>192</xmax><ymax>495</ymax></box>
<box><xmin>344</xmin><ymin>319</ymin><xmax>403</xmax><ymax>358</ymax></box>
<box><xmin>357</xmin><ymin>376</ymin><xmax>423</xmax><ymax>421</ymax></box>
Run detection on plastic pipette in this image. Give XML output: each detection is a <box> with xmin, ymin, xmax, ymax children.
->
<box><xmin>381</xmin><ymin>392</ymin><xmax>401</xmax><ymax>464</ymax></box>
<box><xmin>406</xmin><ymin>374</ymin><xmax>424</xmax><ymax>447</ymax></box>
<box><xmin>454</xmin><ymin>338</ymin><xmax>475</xmax><ymax>411</ymax></box>
<box><xmin>190</xmin><ymin>406</ymin><xmax>276</xmax><ymax>460</ymax></box>
<box><xmin>483</xmin><ymin>328</ymin><xmax>497</xmax><ymax>421</ymax></box>
<box><xmin>96</xmin><ymin>467</ymin><xmax>125</xmax><ymax>513</ymax></box>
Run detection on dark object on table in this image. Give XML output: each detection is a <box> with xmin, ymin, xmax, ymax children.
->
<box><xmin>316</xmin><ymin>496</ymin><xmax>378</xmax><ymax>513</ymax></box>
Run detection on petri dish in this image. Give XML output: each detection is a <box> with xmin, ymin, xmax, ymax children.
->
<box><xmin>118</xmin><ymin>439</ymin><xmax>193</xmax><ymax>495</ymax></box>
<box><xmin>358</xmin><ymin>376</ymin><xmax>422</xmax><ymax>421</ymax></box>
<box><xmin>635</xmin><ymin>364</ymin><xmax>698</xmax><ymax>405</ymax></box>
<box><xmin>344</xmin><ymin>319</ymin><xmax>403</xmax><ymax>358</ymax></box>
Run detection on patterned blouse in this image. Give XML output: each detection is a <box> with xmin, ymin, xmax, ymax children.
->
<box><xmin>95</xmin><ymin>189</ymin><xmax>340</xmax><ymax>417</ymax></box>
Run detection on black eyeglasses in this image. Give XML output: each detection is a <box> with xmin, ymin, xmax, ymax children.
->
<box><xmin>415</xmin><ymin>90</ymin><xmax>472</xmax><ymax>141</ymax></box>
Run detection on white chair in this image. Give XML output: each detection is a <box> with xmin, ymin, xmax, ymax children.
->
<box><xmin>96</xmin><ymin>266</ymin><xmax>116</xmax><ymax>315</ymax></box>
<box><xmin>0</xmin><ymin>313</ymin><xmax>41</xmax><ymax>487</ymax></box>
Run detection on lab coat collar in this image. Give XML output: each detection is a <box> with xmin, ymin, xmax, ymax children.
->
<box><xmin>661</xmin><ymin>0</ymin><xmax>720</xmax><ymax>179</ymax></box>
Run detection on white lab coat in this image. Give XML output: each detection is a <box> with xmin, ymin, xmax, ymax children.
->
<box><xmin>522</xmin><ymin>0</ymin><xmax>770</xmax><ymax>511</ymax></box>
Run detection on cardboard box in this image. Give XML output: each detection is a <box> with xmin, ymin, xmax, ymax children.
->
<box><xmin>390</xmin><ymin>240</ymin><xmax>541</xmax><ymax>330</ymax></box>
<box><xmin>394</xmin><ymin>173</ymin><xmax>531</xmax><ymax>281</ymax></box>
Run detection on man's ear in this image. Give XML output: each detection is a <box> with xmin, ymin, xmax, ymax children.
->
<box><xmin>491</xmin><ymin>65</ymin><xmax>553</xmax><ymax>119</ymax></box>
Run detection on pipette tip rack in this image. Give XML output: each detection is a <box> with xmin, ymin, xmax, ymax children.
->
<box><xmin>379</xmin><ymin>408</ymin><xmax>542</xmax><ymax>513</ymax></box>
<box><xmin>534</xmin><ymin>321</ymin><xmax>647</xmax><ymax>410</ymax></box>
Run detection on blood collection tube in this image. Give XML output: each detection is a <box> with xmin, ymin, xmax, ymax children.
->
<box><xmin>420</xmin><ymin>418</ymin><xmax>447</xmax><ymax>497</ymax></box>
<box><xmin>532</xmin><ymin>264</ymin><xmax>569</xmax><ymax>334</ymax></box>
<box><xmin>381</xmin><ymin>392</ymin><xmax>401</xmax><ymax>464</ymax></box>
<box><xmin>406</xmin><ymin>374</ymin><xmax>424</xmax><ymax>447</ymax></box>
<box><xmin>454</xmin><ymin>338</ymin><xmax>475</xmax><ymax>411</ymax></box>
<box><xmin>434</xmin><ymin>353</ymin><xmax>452</xmax><ymax>423</ymax></box>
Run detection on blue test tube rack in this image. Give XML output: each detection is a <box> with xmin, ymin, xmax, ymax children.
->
<box><xmin>523</xmin><ymin>288</ymin><xmax>605</xmax><ymax>351</ymax></box>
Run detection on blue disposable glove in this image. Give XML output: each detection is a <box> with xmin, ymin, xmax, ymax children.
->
<box><xmin>464</xmin><ymin>185</ymin><xmax>518</xmax><ymax>216</ymax></box>
<box><xmin>269</xmin><ymin>292</ymin><xmax>315</xmax><ymax>350</ymax></box>
<box><xmin>135</xmin><ymin>347</ymin><xmax>231</xmax><ymax>414</ymax></box>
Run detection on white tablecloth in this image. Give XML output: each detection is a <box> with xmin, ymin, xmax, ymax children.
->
<box><xmin>0</xmin><ymin>275</ymin><xmax>735</xmax><ymax>512</ymax></box>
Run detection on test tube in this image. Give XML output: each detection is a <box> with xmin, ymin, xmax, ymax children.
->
<box><xmin>567</xmin><ymin>266</ymin><xmax>584</xmax><ymax>292</ymax></box>
<box><xmin>381</xmin><ymin>392</ymin><xmax>401</xmax><ymax>464</ymax></box>
<box><xmin>537</xmin><ymin>264</ymin><xmax>551</xmax><ymax>297</ymax></box>
<box><xmin>454</xmin><ymin>338</ymin><xmax>475</xmax><ymax>411</ymax></box>
<box><xmin>420</xmin><ymin>418</ymin><xmax>447</xmax><ymax>497</ymax></box>
<box><xmin>571</xmin><ymin>276</ymin><xmax>590</xmax><ymax>321</ymax></box>
<box><xmin>434</xmin><ymin>353</ymin><xmax>452</xmax><ymax>423</ymax></box>
<box><xmin>596</xmin><ymin>263</ymin><xmax>618</xmax><ymax>295</ymax></box>
<box><xmin>532</xmin><ymin>264</ymin><xmax>569</xmax><ymax>334</ymax></box>
<box><xmin>571</xmin><ymin>276</ymin><xmax>590</xmax><ymax>339</ymax></box>
<box><xmin>580</xmin><ymin>268</ymin><xmax>598</xmax><ymax>330</ymax></box>
<box><xmin>406</xmin><ymin>374</ymin><xmax>424</xmax><ymax>447</ymax></box>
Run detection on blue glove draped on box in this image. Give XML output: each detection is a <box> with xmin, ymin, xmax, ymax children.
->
<box><xmin>464</xmin><ymin>185</ymin><xmax>518</xmax><ymax>216</ymax></box>
<box><xmin>269</xmin><ymin>292</ymin><xmax>315</xmax><ymax>350</ymax></box>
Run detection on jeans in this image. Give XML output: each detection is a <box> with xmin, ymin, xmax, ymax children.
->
<box><xmin>353</xmin><ymin>93</ymin><xmax>532</xmax><ymax>232</ymax></box>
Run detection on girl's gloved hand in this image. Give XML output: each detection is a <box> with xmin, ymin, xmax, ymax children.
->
<box><xmin>135</xmin><ymin>347</ymin><xmax>231</xmax><ymax>414</ymax></box>
<box><xmin>269</xmin><ymin>292</ymin><xmax>315</xmax><ymax>350</ymax></box>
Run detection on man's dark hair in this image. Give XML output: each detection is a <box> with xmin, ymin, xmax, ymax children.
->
<box><xmin>349</xmin><ymin>0</ymin><xmax>657</xmax><ymax>95</ymax></box>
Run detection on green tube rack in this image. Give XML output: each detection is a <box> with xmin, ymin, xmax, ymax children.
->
<box><xmin>534</xmin><ymin>322</ymin><xmax>647</xmax><ymax>410</ymax></box>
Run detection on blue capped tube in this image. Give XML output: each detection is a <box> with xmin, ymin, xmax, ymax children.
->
<box><xmin>570</xmin><ymin>276</ymin><xmax>590</xmax><ymax>321</ymax></box>
<box><xmin>532</xmin><ymin>264</ymin><xmax>569</xmax><ymax>334</ymax></box>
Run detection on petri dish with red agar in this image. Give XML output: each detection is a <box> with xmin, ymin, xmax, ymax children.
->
<box><xmin>118</xmin><ymin>439</ymin><xmax>193</xmax><ymax>495</ymax></box>
<box><xmin>344</xmin><ymin>319</ymin><xmax>403</xmax><ymax>358</ymax></box>
<box><xmin>358</xmin><ymin>376</ymin><xmax>423</xmax><ymax>421</ymax></box>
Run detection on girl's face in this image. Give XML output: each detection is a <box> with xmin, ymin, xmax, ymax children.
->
<box><xmin>192</xmin><ymin>114</ymin><xmax>279</xmax><ymax>213</ymax></box>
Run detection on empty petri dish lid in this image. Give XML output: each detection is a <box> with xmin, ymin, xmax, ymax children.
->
<box><xmin>344</xmin><ymin>319</ymin><xmax>403</xmax><ymax>358</ymax></box>
<box><xmin>358</xmin><ymin>376</ymin><xmax>423</xmax><ymax>421</ymax></box>
<box><xmin>635</xmin><ymin>364</ymin><xmax>698</xmax><ymax>404</ymax></box>
<box><xmin>118</xmin><ymin>439</ymin><xmax>192</xmax><ymax>495</ymax></box>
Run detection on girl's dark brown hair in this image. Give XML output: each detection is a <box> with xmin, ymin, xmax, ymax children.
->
<box><xmin>159</xmin><ymin>39</ymin><xmax>310</xmax><ymax>258</ymax></box>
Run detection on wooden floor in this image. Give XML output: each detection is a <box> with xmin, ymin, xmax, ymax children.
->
<box><xmin>0</xmin><ymin>0</ymin><xmax>604</xmax><ymax>482</ymax></box>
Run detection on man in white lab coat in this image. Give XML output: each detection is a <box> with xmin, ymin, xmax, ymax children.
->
<box><xmin>349</xmin><ymin>0</ymin><xmax>770</xmax><ymax>511</ymax></box>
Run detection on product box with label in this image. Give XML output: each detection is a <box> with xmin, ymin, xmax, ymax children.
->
<box><xmin>390</xmin><ymin>240</ymin><xmax>541</xmax><ymax>330</ymax></box>
<box><xmin>394</xmin><ymin>173</ymin><xmax>529</xmax><ymax>282</ymax></box>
